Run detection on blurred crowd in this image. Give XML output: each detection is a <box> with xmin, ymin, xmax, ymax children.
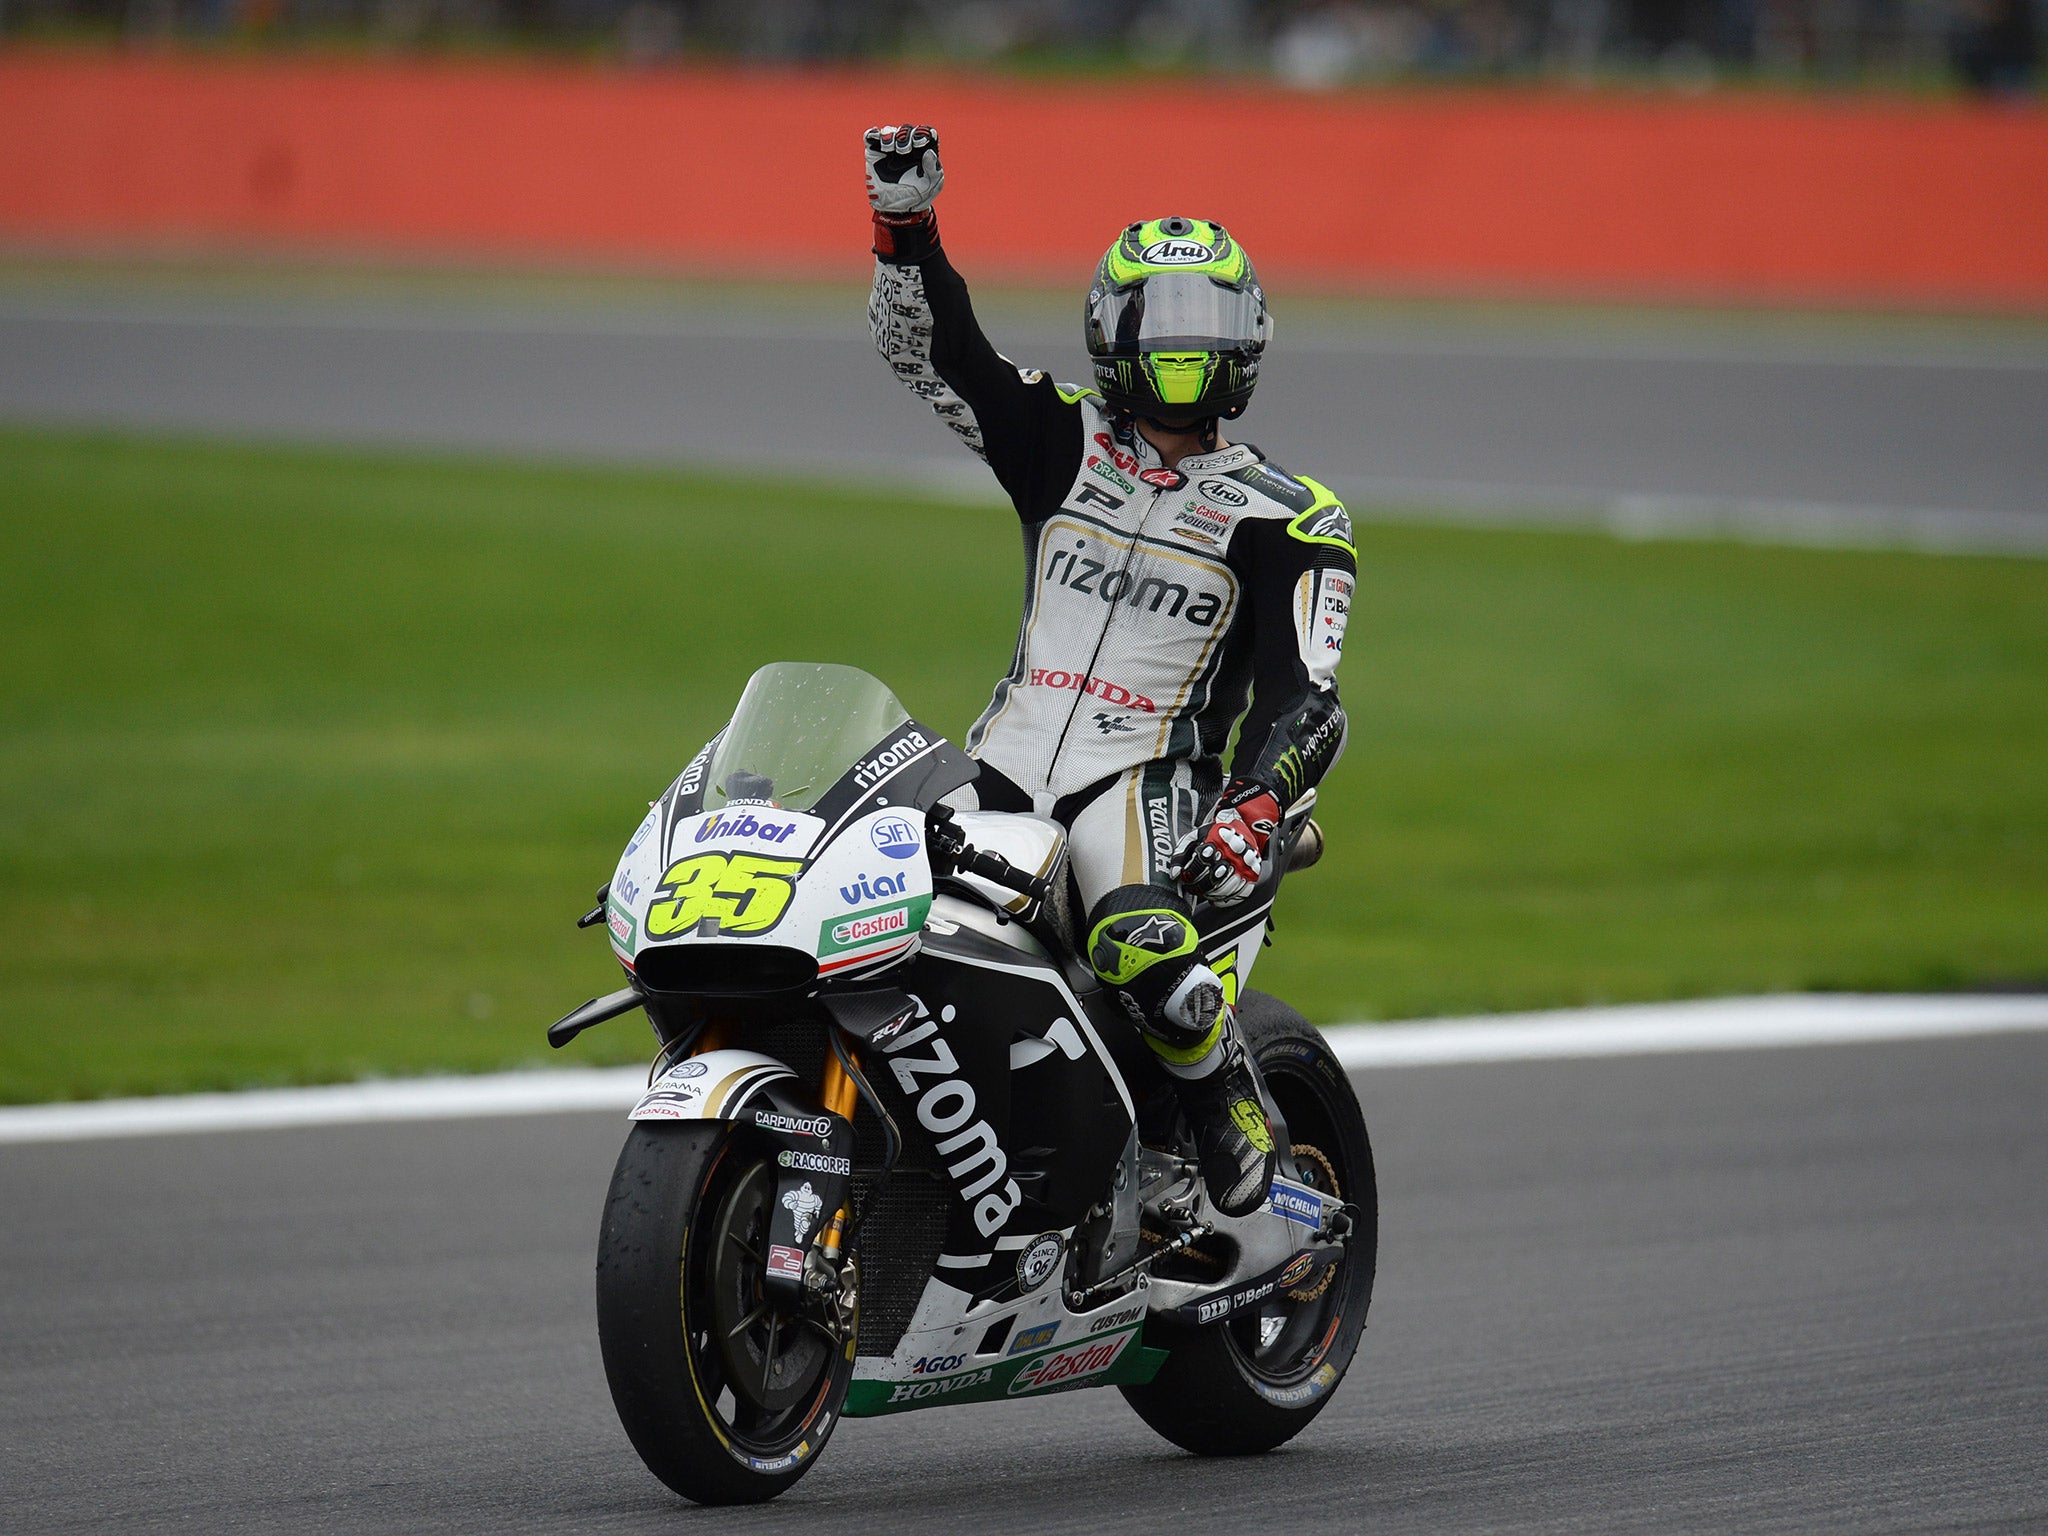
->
<box><xmin>3</xmin><ymin>0</ymin><xmax>2038</xmax><ymax>92</ymax></box>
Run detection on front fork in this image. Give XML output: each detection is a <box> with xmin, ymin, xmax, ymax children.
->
<box><xmin>690</xmin><ymin>1018</ymin><xmax>864</xmax><ymax>1330</ymax></box>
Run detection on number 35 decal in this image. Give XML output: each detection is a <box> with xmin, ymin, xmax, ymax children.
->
<box><xmin>645</xmin><ymin>854</ymin><xmax>803</xmax><ymax>938</ymax></box>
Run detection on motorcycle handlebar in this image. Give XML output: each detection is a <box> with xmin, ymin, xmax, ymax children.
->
<box><xmin>925</xmin><ymin>806</ymin><xmax>1053</xmax><ymax>907</ymax></box>
<box><xmin>954</xmin><ymin>844</ymin><xmax>1053</xmax><ymax>906</ymax></box>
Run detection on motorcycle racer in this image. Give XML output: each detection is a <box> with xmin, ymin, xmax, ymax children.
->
<box><xmin>864</xmin><ymin>124</ymin><xmax>1354</xmax><ymax>1217</ymax></box>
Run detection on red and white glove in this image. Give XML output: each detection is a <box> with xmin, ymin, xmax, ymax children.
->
<box><xmin>1172</xmin><ymin>783</ymin><xmax>1282</xmax><ymax>906</ymax></box>
<box><xmin>863</xmin><ymin>123</ymin><xmax>945</xmax><ymax>216</ymax></box>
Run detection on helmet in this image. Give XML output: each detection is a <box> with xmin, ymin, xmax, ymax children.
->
<box><xmin>1085</xmin><ymin>217</ymin><xmax>1270</xmax><ymax>428</ymax></box>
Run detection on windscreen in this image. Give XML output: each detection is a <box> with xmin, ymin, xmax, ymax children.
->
<box><xmin>1087</xmin><ymin>272</ymin><xmax>1269</xmax><ymax>357</ymax></box>
<box><xmin>700</xmin><ymin>663</ymin><xmax>911</xmax><ymax>813</ymax></box>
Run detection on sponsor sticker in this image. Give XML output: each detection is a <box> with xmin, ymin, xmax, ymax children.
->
<box><xmin>888</xmin><ymin>1368</ymin><xmax>993</xmax><ymax>1403</ymax></box>
<box><xmin>881</xmin><ymin>1015</ymin><xmax>1024</xmax><ymax>1238</ymax></box>
<box><xmin>778</xmin><ymin>1149</ymin><xmax>852</xmax><ymax>1176</ymax></box>
<box><xmin>1015</xmin><ymin>1233</ymin><xmax>1065</xmax><ymax>1291</ymax></box>
<box><xmin>1198</xmin><ymin>478</ymin><xmax>1248</xmax><ymax>507</ymax></box>
<box><xmin>1140</xmin><ymin>238</ymin><xmax>1215</xmax><ymax>266</ymax></box>
<box><xmin>780</xmin><ymin>1181</ymin><xmax>824</xmax><ymax>1242</ymax></box>
<box><xmin>1268</xmin><ymin>1180</ymin><xmax>1325</xmax><ymax>1228</ymax></box>
<box><xmin>912</xmin><ymin>1353</ymin><xmax>966</xmax><ymax>1376</ymax></box>
<box><xmin>1196</xmin><ymin>1277</ymin><xmax>1279</xmax><ymax>1325</ymax></box>
<box><xmin>1252</xmin><ymin>1362</ymin><xmax>1340</xmax><ymax>1409</ymax></box>
<box><xmin>632</xmin><ymin>1098</ymin><xmax>695</xmax><ymax>1120</ymax></box>
<box><xmin>676</xmin><ymin>737</ymin><xmax>716</xmax><ymax>799</ymax></box>
<box><xmin>1091</xmin><ymin>431</ymin><xmax>1140</xmax><ymax>475</ymax></box>
<box><xmin>852</xmin><ymin>728</ymin><xmax>932</xmax><ymax>791</ymax></box>
<box><xmin>1278</xmin><ymin>1252</ymin><xmax>1316</xmax><ymax>1289</ymax></box>
<box><xmin>624</xmin><ymin>808</ymin><xmax>657</xmax><ymax>857</ymax></box>
<box><xmin>839</xmin><ymin>870</ymin><xmax>912</xmax><ymax>904</ymax></box>
<box><xmin>753</xmin><ymin>1109</ymin><xmax>833</xmax><ymax>1138</ymax></box>
<box><xmin>1009</xmin><ymin>1322</ymin><xmax>1059</xmax><ymax>1355</ymax></box>
<box><xmin>1088</xmin><ymin>456</ymin><xmax>1137</xmax><ymax>495</ymax></box>
<box><xmin>1086</xmin><ymin>1302</ymin><xmax>1145</xmax><ymax>1336</ymax></box>
<box><xmin>606</xmin><ymin>899</ymin><xmax>637</xmax><ymax>955</ymax></box>
<box><xmin>871</xmin><ymin>815</ymin><xmax>922</xmax><ymax>861</ymax></box>
<box><xmin>1139</xmin><ymin>467</ymin><xmax>1186</xmax><ymax>491</ymax></box>
<box><xmin>671</xmin><ymin>1060</ymin><xmax>708</xmax><ymax>1079</ymax></box>
<box><xmin>766</xmin><ymin>1244</ymin><xmax>805</xmax><ymax>1280</ymax></box>
<box><xmin>1027</xmin><ymin>667</ymin><xmax>1156</xmax><ymax>713</ymax></box>
<box><xmin>818</xmin><ymin>898</ymin><xmax>927</xmax><ymax>957</ymax></box>
<box><xmin>746</xmin><ymin>1442</ymin><xmax>811</xmax><ymax>1473</ymax></box>
<box><xmin>690</xmin><ymin>809</ymin><xmax>811</xmax><ymax>849</ymax></box>
<box><xmin>634</xmin><ymin>1082</ymin><xmax>703</xmax><ymax>1118</ymax></box>
<box><xmin>1008</xmin><ymin>1332</ymin><xmax>1134</xmax><ymax>1395</ymax></box>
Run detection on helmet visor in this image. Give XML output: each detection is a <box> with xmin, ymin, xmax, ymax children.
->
<box><xmin>1089</xmin><ymin>272</ymin><xmax>1267</xmax><ymax>358</ymax></box>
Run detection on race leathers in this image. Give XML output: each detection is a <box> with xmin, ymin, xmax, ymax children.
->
<box><xmin>870</xmin><ymin>237</ymin><xmax>1353</xmax><ymax>886</ymax></box>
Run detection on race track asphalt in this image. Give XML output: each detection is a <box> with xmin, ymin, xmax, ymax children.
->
<box><xmin>4</xmin><ymin>291</ymin><xmax>2047</xmax><ymax>551</ymax></box>
<box><xmin>5</xmin><ymin>1031</ymin><xmax>2044</xmax><ymax>1534</ymax></box>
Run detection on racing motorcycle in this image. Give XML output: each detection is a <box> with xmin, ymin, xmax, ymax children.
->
<box><xmin>549</xmin><ymin>662</ymin><xmax>1376</xmax><ymax>1505</ymax></box>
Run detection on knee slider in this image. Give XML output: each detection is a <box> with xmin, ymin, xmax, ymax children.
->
<box><xmin>1086</xmin><ymin>886</ymin><xmax>1219</xmax><ymax>1051</ymax></box>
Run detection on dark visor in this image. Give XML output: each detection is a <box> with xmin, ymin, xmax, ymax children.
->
<box><xmin>1088</xmin><ymin>272</ymin><xmax>1268</xmax><ymax>357</ymax></box>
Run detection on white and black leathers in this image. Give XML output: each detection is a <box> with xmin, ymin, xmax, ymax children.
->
<box><xmin>870</xmin><ymin>241</ymin><xmax>1355</xmax><ymax>890</ymax></box>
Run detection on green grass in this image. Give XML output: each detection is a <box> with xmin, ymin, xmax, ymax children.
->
<box><xmin>3</xmin><ymin>428</ymin><xmax>2045</xmax><ymax>1103</ymax></box>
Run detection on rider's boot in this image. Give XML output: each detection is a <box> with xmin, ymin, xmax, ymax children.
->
<box><xmin>1087</xmin><ymin>889</ymin><xmax>1278</xmax><ymax>1218</ymax></box>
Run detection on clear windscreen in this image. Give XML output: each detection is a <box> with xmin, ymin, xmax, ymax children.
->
<box><xmin>1088</xmin><ymin>272</ymin><xmax>1269</xmax><ymax>356</ymax></box>
<box><xmin>700</xmin><ymin>663</ymin><xmax>911</xmax><ymax>812</ymax></box>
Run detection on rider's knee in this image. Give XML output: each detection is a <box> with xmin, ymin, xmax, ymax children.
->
<box><xmin>1084</xmin><ymin>885</ymin><xmax>1226</xmax><ymax>1057</ymax></box>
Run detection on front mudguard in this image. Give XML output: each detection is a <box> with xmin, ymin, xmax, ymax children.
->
<box><xmin>631</xmin><ymin>1049</ymin><xmax>854</xmax><ymax>1303</ymax></box>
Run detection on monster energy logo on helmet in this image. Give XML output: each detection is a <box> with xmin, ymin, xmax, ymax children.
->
<box><xmin>1086</xmin><ymin>217</ymin><xmax>1270</xmax><ymax>427</ymax></box>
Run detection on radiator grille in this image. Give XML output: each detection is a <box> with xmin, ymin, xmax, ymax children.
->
<box><xmin>733</xmin><ymin>1014</ymin><xmax>947</xmax><ymax>1356</ymax></box>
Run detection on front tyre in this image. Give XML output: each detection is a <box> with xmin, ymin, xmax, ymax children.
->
<box><xmin>596</xmin><ymin>1123</ymin><xmax>853</xmax><ymax>1505</ymax></box>
<box><xmin>1121</xmin><ymin>989</ymin><xmax>1379</xmax><ymax>1455</ymax></box>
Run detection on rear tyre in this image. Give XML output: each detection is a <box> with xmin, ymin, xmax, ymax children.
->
<box><xmin>595</xmin><ymin>1123</ymin><xmax>853</xmax><ymax>1505</ymax></box>
<box><xmin>1121</xmin><ymin>988</ymin><xmax>1378</xmax><ymax>1455</ymax></box>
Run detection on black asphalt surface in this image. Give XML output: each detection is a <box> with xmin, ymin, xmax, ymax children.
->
<box><xmin>6</xmin><ymin>1033</ymin><xmax>2044</xmax><ymax>1533</ymax></box>
<box><xmin>4</xmin><ymin>293</ymin><xmax>2047</xmax><ymax>549</ymax></box>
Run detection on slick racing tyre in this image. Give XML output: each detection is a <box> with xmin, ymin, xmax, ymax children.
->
<box><xmin>1121</xmin><ymin>989</ymin><xmax>1378</xmax><ymax>1455</ymax></box>
<box><xmin>596</xmin><ymin>1123</ymin><xmax>854</xmax><ymax>1504</ymax></box>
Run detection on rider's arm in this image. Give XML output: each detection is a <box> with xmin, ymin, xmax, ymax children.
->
<box><xmin>1231</xmin><ymin>481</ymin><xmax>1357</xmax><ymax>809</ymax></box>
<box><xmin>865</xmin><ymin>128</ymin><xmax>1082</xmax><ymax>520</ymax></box>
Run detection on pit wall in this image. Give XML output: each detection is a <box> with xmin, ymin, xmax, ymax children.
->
<box><xmin>4</xmin><ymin>51</ymin><xmax>2045</xmax><ymax>309</ymax></box>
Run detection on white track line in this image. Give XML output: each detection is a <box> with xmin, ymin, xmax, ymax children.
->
<box><xmin>1323</xmin><ymin>992</ymin><xmax>2048</xmax><ymax>1069</ymax></box>
<box><xmin>2</xmin><ymin>994</ymin><xmax>2043</xmax><ymax>1145</ymax></box>
<box><xmin>0</xmin><ymin>1067</ymin><xmax>650</xmax><ymax>1145</ymax></box>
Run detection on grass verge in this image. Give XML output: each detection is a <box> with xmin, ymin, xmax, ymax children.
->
<box><xmin>3</xmin><ymin>428</ymin><xmax>2044</xmax><ymax>1101</ymax></box>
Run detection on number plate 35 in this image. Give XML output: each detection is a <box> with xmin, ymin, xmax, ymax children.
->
<box><xmin>645</xmin><ymin>853</ymin><xmax>803</xmax><ymax>938</ymax></box>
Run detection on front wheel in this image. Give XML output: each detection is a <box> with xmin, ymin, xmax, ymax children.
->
<box><xmin>1121</xmin><ymin>989</ymin><xmax>1379</xmax><ymax>1455</ymax></box>
<box><xmin>595</xmin><ymin>1123</ymin><xmax>854</xmax><ymax>1504</ymax></box>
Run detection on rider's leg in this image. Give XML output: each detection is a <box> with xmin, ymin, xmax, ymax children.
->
<box><xmin>1066</xmin><ymin>765</ymin><xmax>1277</xmax><ymax>1217</ymax></box>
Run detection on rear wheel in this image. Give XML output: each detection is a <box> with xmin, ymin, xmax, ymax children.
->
<box><xmin>595</xmin><ymin>1123</ymin><xmax>854</xmax><ymax>1504</ymax></box>
<box><xmin>1121</xmin><ymin>989</ymin><xmax>1378</xmax><ymax>1454</ymax></box>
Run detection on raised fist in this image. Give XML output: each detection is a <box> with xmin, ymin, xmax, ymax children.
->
<box><xmin>864</xmin><ymin>123</ymin><xmax>945</xmax><ymax>216</ymax></box>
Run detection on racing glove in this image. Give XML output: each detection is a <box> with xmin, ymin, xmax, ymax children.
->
<box><xmin>1172</xmin><ymin>781</ymin><xmax>1283</xmax><ymax>906</ymax></box>
<box><xmin>864</xmin><ymin>123</ymin><xmax>945</xmax><ymax>215</ymax></box>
